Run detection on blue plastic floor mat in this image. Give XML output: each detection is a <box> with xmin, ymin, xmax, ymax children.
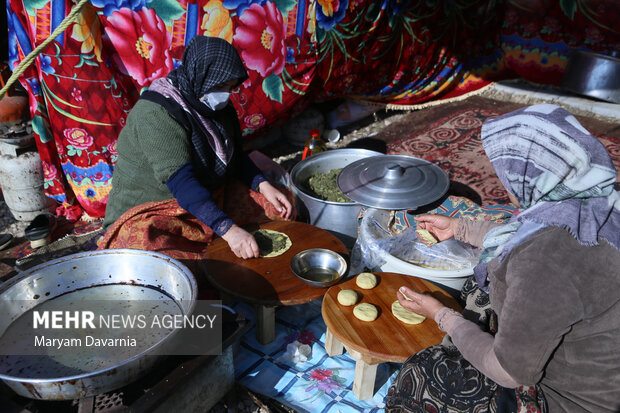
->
<box><xmin>233</xmin><ymin>300</ymin><xmax>398</xmax><ymax>412</ymax></box>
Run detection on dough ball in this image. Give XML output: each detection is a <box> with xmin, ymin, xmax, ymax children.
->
<box><xmin>355</xmin><ymin>272</ymin><xmax>377</xmax><ymax>289</ymax></box>
<box><xmin>391</xmin><ymin>300</ymin><xmax>426</xmax><ymax>324</ymax></box>
<box><xmin>337</xmin><ymin>289</ymin><xmax>358</xmax><ymax>306</ymax></box>
<box><xmin>353</xmin><ymin>303</ymin><xmax>378</xmax><ymax>322</ymax></box>
<box><xmin>416</xmin><ymin>228</ymin><xmax>438</xmax><ymax>247</ymax></box>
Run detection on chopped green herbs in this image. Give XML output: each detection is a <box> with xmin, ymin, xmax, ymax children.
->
<box><xmin>306</xmin><ymin>168</ymin><xmax>353</xmax><ymax>203</ymax></box>
<box><xmin>254</xmin><ymin>230</ymin><xmax>288</xmax><ymax>255</ymax></box>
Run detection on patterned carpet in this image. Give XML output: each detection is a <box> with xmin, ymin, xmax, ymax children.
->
<box><xmin>8</xmin><ymin>221</ymin><xmax>103</xmax><ymax>273</ymax></box>
<box><xmin>386</xmin><ymin>106</ymin><xmax>620</xmax><ymax>206</ymax></box>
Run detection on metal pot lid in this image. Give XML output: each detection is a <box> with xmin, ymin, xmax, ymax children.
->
<box><xmin>337</xmin><ymin>155</ymin><xmax>449</xmax><ymax>210</ymax></box>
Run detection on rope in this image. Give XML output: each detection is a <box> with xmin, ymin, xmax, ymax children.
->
<box><xmin>0</xmin><ymin>0</ymin><xmax>90</xmax><ymax>101</ymax></box>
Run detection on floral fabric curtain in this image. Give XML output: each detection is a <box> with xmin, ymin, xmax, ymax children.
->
<box><xmin>6</xmin><ymin>0</ymin><xmax>619</xmax><ymax>219</ymax></box>
<box><xmin>7</xmin><ymin>0</ymin><xmax>320</xmax><ymax>218</ymax></box>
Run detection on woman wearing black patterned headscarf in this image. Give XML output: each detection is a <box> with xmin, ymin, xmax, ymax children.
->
<box><xmin>101</xmin><ymin>36</ymin><xmax>292</xmax><ymax>259</ymax></box>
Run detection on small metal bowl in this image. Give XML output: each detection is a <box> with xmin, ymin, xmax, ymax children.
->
<box><xmin>290</xmin><ymin>248</ymin><xmax>347</xmax><ymax>287</ymax></box>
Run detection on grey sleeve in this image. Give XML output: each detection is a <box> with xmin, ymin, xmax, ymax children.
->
<box><xmin>455</xmin><ymin>218</ymin><xmax>503</xmax><ymax>248</ymax></box>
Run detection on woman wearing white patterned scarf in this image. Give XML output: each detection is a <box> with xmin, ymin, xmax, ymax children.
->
<box><xmin>386</xmin><ymin>104</ymin><xmax>620</xmax><ymax>412</ymax></box>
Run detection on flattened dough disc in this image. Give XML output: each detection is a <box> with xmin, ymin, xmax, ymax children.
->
<box><xmin>391</xmin><ymin>300</ymin><xmax>426</xmax><ymax>324</ymax></box>
<box><xmin>252</xmin><ymin>229</ymin><xmax>292</xmax><ymax>258</ymax></box>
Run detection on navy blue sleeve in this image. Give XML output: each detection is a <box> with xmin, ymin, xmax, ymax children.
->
<box><xmin>166</xmin><ymin>162</ymin><xmax>234</xmax><ymax>237</ymax></box>
<box><xmin>235</xmin><ymin>152</ymin><xmax>266</xmax><ymax>191</ymax></box>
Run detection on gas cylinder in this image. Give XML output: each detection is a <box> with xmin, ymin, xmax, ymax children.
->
<box><xmin>0</xmin><ymin>122</ymin><xmax>55</xmax><ymax>221</ymax></box>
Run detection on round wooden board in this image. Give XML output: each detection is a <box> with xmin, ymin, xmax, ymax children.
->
<box><xmin>204</xmin><ymin>220</ymin><xmax>349</xmax><ymax>306</ymax></box>
<box><xmin>322</xmin><ymin>272</ymin><xmax>462</xmax><ymax>363</ymax></box>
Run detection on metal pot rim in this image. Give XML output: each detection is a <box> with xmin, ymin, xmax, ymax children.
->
<box><xmin>290</xmin><ymin>148</ymin><xmax>383</xmax><ymax>205</ymax></box>
<box><xmin>291</xmin><ymin>184</ymin><xmax>359</xmax><ymax>205</ymax></box>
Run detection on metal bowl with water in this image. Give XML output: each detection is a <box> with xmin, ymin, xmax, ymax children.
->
<box><xmin>290</xmin><ymin>248</ymin><xmax>347</xmax><ymax>288</ymax></box>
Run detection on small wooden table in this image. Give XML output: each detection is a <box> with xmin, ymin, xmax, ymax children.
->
<box><xmin>322</xmin><ymin>272</ymin><xmax>462</xmax><ymax>400</ymax></box>
<box><xmin>204</xmin><ymin>220</ymin><xmax>349</xmax><ymax>344</ymax></box>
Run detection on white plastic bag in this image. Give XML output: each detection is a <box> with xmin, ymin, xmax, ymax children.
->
<box><xmin>350</xmin><ymin>209</ymin><xmax>480</xmax><ymax>274</ymax></box>
<box><xmin>276</xmin><ymin>340</ymin><xmax>312</xmax><ymax>365</ymax></box>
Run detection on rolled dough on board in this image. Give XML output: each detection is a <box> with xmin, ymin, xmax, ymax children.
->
<box><xmin>252</xmin><ymin>229</ymin><xmax>292</xmax><ymax>258</ymax></box>
<box><xmin>391</xmin><ymin>300</ymin><xmax>426</xmax><ymax>324</ymax></box>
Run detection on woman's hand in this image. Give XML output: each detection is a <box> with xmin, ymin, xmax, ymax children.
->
<box><xmin>258</xmin><ymin>181</ymin><xmax>293</xmax><ymax>220</ymax></box>
<box><xmin>222</xmin><ymin>224</ymin><xmax>260</xmax><ymax>259</ymax></box>
<box><xmin>414</xmin><ymin>214</ymin><xmax>458</xmax><ymax>242</ymax></box>
<box><xmin>396</xmin><ymin>286</ymin><xmax>445</xmax><ymax>320</ymax></box>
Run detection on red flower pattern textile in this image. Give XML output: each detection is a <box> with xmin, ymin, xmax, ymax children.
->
<box><xmin>7</xmin><ymin>0</ymin><xmax>619</xmax><ymax>219</ymax></box>
<box><xmin>233</xmin><ymin>2</ymin><xmax>286</xmax><ymax>77</ymax></box>
<box><xmin>63</xmin><ymin>127</ymin><xmax>94</xmax><ymax>150</ymax></box>
<box><xmin>298</xmin><ymin>329</ymin><xmax>316</xmax><ymax>345</ymax></box>
<box><xmin>42</xmin><ymin>161</ymin><xmax>55</xmax><ymax>177</ymax></box>
<box><xmin>106</xmin><ymin>142</ymin><xmax>118</xmax><ymax>157</ymax></box>
<box><xmin>104</xmin><ymin>7</ymin><xmax>173</xmax><ymax>88</ymax></box>
<box><xmin>284</xmin><ymin>328</ymin><xmax>316</xmax><ymax>346</ymax></box>
<box><xmin>304</xmin><ymin>368</ymin><xmax>347</xmax><ymax>397</ymax></box>
<box><xmin>309</xmin><ymin>369</ymin><xmax>333</xmax><ymax>382</ymax></box>
<box><xmin>42</xmin><ymin>161</ymin><xmax>59</xmax><ymax>191</ymax></box>
<box><xmin>500</xmin><ymin>0</ymin><xmax>620</xmax><ymax>85</ymax></box>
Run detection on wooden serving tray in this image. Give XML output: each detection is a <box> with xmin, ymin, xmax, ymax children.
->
<box><xmin>204</xmin><ymin>220</ymin><xmax>349</xmax><ymax>306</ymax></box>
<box><xmin>322</xmin><ymin>272</ymin><xmax>462</xmax><ymax>363</ymax></box>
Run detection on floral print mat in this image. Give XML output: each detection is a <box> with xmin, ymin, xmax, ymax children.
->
<box><xmin>233</xmin><ymin>300</ymin><xmax>395</xmax><ymax>412</ymax></box>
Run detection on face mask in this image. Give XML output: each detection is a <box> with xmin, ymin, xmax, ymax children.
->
<box><xmin>200</xmin><ymin>90</ymin><xmax>231</xmax><ymax>111</ymax></box>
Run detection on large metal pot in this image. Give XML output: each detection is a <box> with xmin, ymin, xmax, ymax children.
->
<box><xmin>289</xmin><ymin>148</ymin><xmax>382</xmax><ymax>247</ymax></box>
<box><xmin>0</xmin><ymin>249</ymin><xmax>197</xmax><ymax>400</ymax></box>
<box><xmin>561</xmin><ymin>50</ymin><xmax>620</xmax><ymax>104</ymax></box>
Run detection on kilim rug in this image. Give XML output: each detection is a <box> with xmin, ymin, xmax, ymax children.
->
<box><xmin>11</xmin><ymin>219</ymin><xmax>103</xmax><ymax>262</ymax></box>
<box><xmin>386</xmin><ymin>106</ymin><xmax>620</xmax><ymax>206</ymax></box>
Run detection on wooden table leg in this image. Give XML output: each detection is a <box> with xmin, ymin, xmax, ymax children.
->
<box><xmin>325</xmin><ymin>328</ymin><xmax>344</xmax><ymax>356</ymax></box>
<box><xmin>352</xmin><ymin>358</ymin><xmax>378</xmax><ymax>401</ymax></box>
<box><xmin>344</xmin><ymin>348</ymin><xmax>380</xmax><ymax>401</ymax></box>
<box><xmin>255</xmin><ymin>304</ymin><xmax>275</xmax><ymax>345</ymax></box>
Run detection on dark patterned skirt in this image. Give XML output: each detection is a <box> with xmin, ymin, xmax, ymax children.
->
<box><xmin>385</xmin><ymin>277</ymin><xmax>547</xmax><ymax>413</ymax></box>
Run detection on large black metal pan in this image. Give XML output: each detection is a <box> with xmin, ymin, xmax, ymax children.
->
<box><xmin>561</xmin><ymin>50</ymin><xmax>620</xmax><ymax>104</ymax></box>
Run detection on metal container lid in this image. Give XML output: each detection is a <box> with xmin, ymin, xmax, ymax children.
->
<box><xmin>337</xmin><ymin>155</ymin><xmax>449</xmax><ymax>210</ymax></box>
